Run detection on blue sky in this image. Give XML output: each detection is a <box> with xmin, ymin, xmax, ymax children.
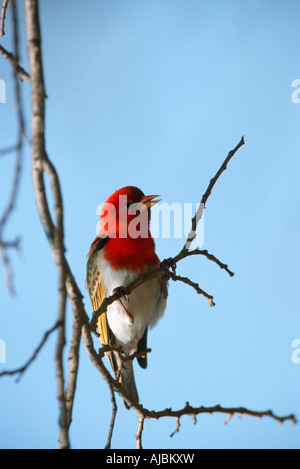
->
<box><xmin>0</xmin><ymin>0</ymin><xmax>300</xmax><ymax>449</ymax></box>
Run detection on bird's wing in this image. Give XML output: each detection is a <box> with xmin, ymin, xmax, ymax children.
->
<box><xmin>87</xmin><ymin>261</ymin><xmax>109</xmax><ymax>345</ymax></box>
<box><xmin>86</xmin><ymin>237</ymin><xmax>112</xmax><ymax>362</ymax></box>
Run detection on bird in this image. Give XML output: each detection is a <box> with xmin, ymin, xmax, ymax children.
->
<box><xmin>86</xmin><ymin>186</ymin><xmax>168</xmax><ymax>408</ymax></box>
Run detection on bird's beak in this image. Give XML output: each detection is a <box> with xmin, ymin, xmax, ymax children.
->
<box><xmin>139</xmin><ymin>194</ymin><xmax>161</xmax><ymax>210</ymax></box>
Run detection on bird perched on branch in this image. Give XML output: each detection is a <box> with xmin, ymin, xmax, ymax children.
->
<box><xmin>86</xmin><ymin>186</ymin><xmax>168</xmax><ymax>408</ymax></box>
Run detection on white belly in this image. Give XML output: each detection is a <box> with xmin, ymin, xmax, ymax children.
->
<box><xmin>97</xmin><ymin>252</ymin><xmax>166</xmax><ymax>354</ymax></box>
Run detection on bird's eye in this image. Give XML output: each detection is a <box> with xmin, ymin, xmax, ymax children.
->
<box><xmin>123</xmin><ymin>201</ymin><xmax>132</xmax><ymax>209</ymax></box>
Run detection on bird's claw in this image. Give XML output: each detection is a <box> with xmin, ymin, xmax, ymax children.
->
<box><xmin>160</xmin><ymin>257</ymin><xmax>176</xmax><ymax>274</ymax></box>
<box><xmin>113</xmin><ymin>286</ymin><xmax>130</xmax><ymax>303</ymax></box>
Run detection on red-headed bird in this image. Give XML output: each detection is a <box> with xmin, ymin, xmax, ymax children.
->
<box><xmin>86</xmin><ymin>186</ymin><xmax>168</xmax><ymax>407</ymax></box>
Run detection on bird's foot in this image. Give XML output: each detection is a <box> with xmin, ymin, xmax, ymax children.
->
<box><xmin>160</xmin><ymin>257</ymin><xmax>176</xmax><ymax>274</ymax></box>
<box><xmin>113</xmin><ymin>286</ymin><xmax>130</xmax><ymax>303</ymax></box>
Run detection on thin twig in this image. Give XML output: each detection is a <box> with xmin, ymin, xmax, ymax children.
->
<box><xmin>0</xmin><ymin>245</ymin><xmax>14</xmax><ymax>296</ymax></box>
<box><xmin>185</xmin><ymin>136</ymin><xmax>245</xmax><ymax>250</ymax></box>
<box><xmin>62</xmin><ymin>301</ymin><xmax>83</xmax><ymax>442</ymax></box>
<box><xmin>56</xmin><ymin>265</ymin><xmax>68</xmax><ymax>450</ymax></box>
<box><xmin>0</xmin><ymin>238</ymin><xmax>20</xmax><ymax>249</ymax></box>
<box><xmin>180</xmin><ymin>248</ymin><xmax>234</xmax><ymax>277</ymax></box>
<box><xmin>0</xmin><ymin>142</ymin><xmax>22</xmax><ymax>235</ymax></box>
<box><xmin>0</xmin><ymin>45</ymin><xmax>30</xmax><ymax>81</ymax></box>
<box><xmin>170</xmin><ymin>416</ymin><xmax>181</xmax><ymax>438</ymax></box>
<box><xmin>0</xmin><ymin>144</ymin><xmax>19</xmax><ymax>157</ymax></box>
<box><xmin>170</xmin><ymin>272</ymin><xmax>215</xmax><ymax>307</ymax></box>
<box><xmin>105</xmin><ymin>383</ymin><xmax>118</xmax><ymax>449</ymax></box>
<box><xmin>0</xmin><ymin>321</ymin><xmax>62</xmax><ymax>380</ymax></box>
<box><xmin>115</xmin><ymin>348</ymin><xmax>152</xmax><ymax>382</ymax></box>
<box><xmin>0</xmin><ymin>0</ymin><xmax>24</xmax><ymax>233</ymax></box>
<box><xmin>0</xmin><ymin>0</ymin><xmax>10</xmax><ymax>36</ymax></box>
<box><xmin>98</xmin><ymin>344</ymin><xmax>152</xmax><ymax>382</ymax></box>
<box><xmin>135</xmin><ymin>412</ymin><xmax>145</xmax><ymax>449</ymax></box>
<box><xmin>144</xmin><ymin>401</ymin><xmax>297</xmax><ymax>427</ymax></box>
<box><xmin>0</xmin><ymin>0</ymin><xmax>25</xmax><ymax>296</ymax></box>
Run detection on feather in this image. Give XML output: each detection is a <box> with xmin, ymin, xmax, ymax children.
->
<box><xmin>86</xmin><ymin>237</ymin><xmax>114</xmax><ymax>369</ymax></box>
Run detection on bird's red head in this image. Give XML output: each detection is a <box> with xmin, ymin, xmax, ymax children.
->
<box><xmin>99</xmin><ymin>186</ymin><xmax>160</xmax><ymax>271</ymax></box>
<box><xmin>99</xmin><ymin>186</ymin><xmax>160</xmax><ymax>239</ymax></box>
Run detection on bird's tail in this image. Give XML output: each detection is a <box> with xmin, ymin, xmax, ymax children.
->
<box><xmin>119</xmin><ymin>359</ymin><xmax>139</xmax><ymax>409</ymax></box>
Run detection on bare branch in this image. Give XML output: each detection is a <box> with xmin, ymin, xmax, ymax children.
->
<box><xmin>185</xmin><ymin>136</ymin><xmax>245</xmax><ymax>250</ymax></box>
<box><xmin>0</xmin><ymin>144</ymin><xmax>19</xmax><ymax>157</ymax></box>
<box><xmin>105</xmin><ymin>383</ymin><xmax>118</xmax><ymax>449</ymax></box>
<box><xmin>25</xmin><ymin>0</ymin><xmax>69</xmax><ymax>449</ymax></box>
<box><xmin>0</xmin><ymin>0</ymin><xmax>24</xmax><ymax>233</ymax></box>
<box><xmin>81</xmin><ymin>323</ymin><xmax>136</xmax><ymax>408</ymax></box>
<box><xmin>0</xmin><ymin>244</ymin><xmax>15</xmax><ymax>296</ymax></box>
<box><xmin>178</xmin><ymin>248</ymin><xmax>235</xmax><ymax>277</ymax></box>
<box><xmin>115</xmin><ymin>348</ymin><xmax>152</xmax><ymax>382</ymax></box>
<box><xmin>0</xmin><ymin>0</ymin><xmax>10</xmax><ymax>36</ymax></box>
<box><xmin>0</xmin><ymin>237</ymin><xmax>20</xmax><ymax>249</ymax></box>
<box><xmin>79</xmin><ymin>329</ymin><xmax>298</xmax><ymax>446</ymax></box>
<box><xmin>0</xmin><ymin>321</ymin><xmax>62</xmax><ymax>380</ymax></box>
<box><xmin>143</xmin><ymin>401</ymin><xmax>297</xmax><ymax>427</ymax></box>
<box><xmin>202</xmin><ymin>137</ymin><xmax>245</xmax><ymax>206</ymax></box>
<box><xmin>56</xmin><ymin>269</ymin><xmax>68</xmax><ymax>450</ymax></box>
<box><xmin>61</xmin><ymin>301</ymin><xmax>82</xmax><ymax>442</ymax></box>
<box><xmin>170</xmin><ymin>416</ymin><xmax>181</xmax><ymax>438</ymax></box>
<box><xmin>0</xmin><ymin>0</ymin><xmax>25</xmax><ymax>295</ymax></box>
<box><xmin>0</xmin><ymin>45</ymin><xmax>30</xmax><ymax>81</ymax></box>
<box><xmin>170</xmin><ymin>272</ymin><xmax>215</xmax><ymax>307</ymax></box>
<box><xmin>0</xmin><ymin>144</ymin><xmax>22</xmax><ymax>235</ymax></box>
<box><xmin>135</xmin><ymin>412</ymin><xmax>145</xmax><ymax>449</ymax></box>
